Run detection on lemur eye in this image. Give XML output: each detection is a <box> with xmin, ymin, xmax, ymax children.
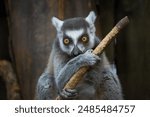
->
<box><xmin>63</xmin><ymin>38</ymin><xmax>70</xmax><ymax>45</ymax></box>
<box><xmin>81</xmin><ymin>35</ymin><xmax>89</xmax><ymax>43</ymax></box>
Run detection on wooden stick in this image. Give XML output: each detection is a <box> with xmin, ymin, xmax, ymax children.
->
<box><xmin>56</xmin><ymin>16</ymin><xmax>129</xmax><ymax>100</ymax></box>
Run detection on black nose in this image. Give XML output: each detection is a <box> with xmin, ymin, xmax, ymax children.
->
<box><xmin>72</xmin><ymin>46</ymin><xmax>82</xmax><ymax>56</ymax></box>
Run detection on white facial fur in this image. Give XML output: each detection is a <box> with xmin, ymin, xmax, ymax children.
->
<box><xmin>58</xmin><ymin>29</ymin><xmax>84</xmax><ymax>55</ymax></box>
<box><xmin>65</xmin><ymin>29</ymin><xmax>84</xmax><ymax>44</ymax></box>
<box><xmin>59</xmin><ymin>28</ymin><xmax>96</xmax><ymax>55</ymax></box>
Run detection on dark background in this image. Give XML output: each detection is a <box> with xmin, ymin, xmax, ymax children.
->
<box><xmin>0</xmin><ymin>0</ymin><xmax>150</xmax><ymax>99</ymax></box>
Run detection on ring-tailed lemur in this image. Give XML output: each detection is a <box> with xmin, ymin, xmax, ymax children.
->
<box><xmin>35</xmin><ymin>11</ymin><xmax>123</xmax><ymax>100</ymax></box>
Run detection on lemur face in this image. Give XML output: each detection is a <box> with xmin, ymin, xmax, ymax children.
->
<box><xmin>52</xmin><ymin>11</ymin><xmax>97</xmax><ymax>56</ymax></box>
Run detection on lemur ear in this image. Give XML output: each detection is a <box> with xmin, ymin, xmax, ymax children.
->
<box><xmin>51</xmin><ymin>17</ymin><xmax>64</xmax><ymax>31</ymax></box>
<box><xmin>85</xmin><ymin>11</ymin><xmax>96</xmax><ymax>24</ymax></box>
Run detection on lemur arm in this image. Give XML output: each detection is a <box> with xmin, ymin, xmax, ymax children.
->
<box><xmin>54</xmin><ymin>50</ymin><xmax>100</xmax><ymax>92</ymax></box>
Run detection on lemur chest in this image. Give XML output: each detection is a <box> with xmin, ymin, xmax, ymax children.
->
<box><xmin>75</xmin><ymin>68</ymin><xmax>103</xmax><ymax>99</ymax></box>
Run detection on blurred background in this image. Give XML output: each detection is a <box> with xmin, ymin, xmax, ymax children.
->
<box><xmin>0</xmin><ymin>0</ymin><xmax>150</xmax><ymax>100</ymax></box>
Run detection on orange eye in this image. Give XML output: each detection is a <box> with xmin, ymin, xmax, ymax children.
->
<box><xmin>81</xmin><ymin>36</ymin><xmax>88</xmax><ymax>43</ymax></box>
<box><xmin>63</xmin><ymin>38</ymin><xmax>70</xmax><ymax>45</ymax></box>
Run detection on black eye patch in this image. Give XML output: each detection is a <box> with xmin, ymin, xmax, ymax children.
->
<box><xmin>63</xmin><ymin>36</ymin><xmax>73</xmax><ymax>45</ymax></box>
<box><xmin>79</xmin><ymin>34</ymin><xmax>89</xmax><ymax>44</ymax></box>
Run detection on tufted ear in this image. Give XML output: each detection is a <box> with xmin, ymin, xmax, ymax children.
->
<box><xmin>51</xmin><ymin>17</ymin><xmax>64</xmax><ymax>31</ymax></box>
<box><xmin>85</xmin><ymin>11</ymin><xmax>96</xmax><ymax>25</ymax></box>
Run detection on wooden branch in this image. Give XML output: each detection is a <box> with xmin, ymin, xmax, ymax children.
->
<box><xmin>56</xmin><ymin>16</ymin><xmax>129</xmax><ymax>100</ymax></box>
<box><xmin>0</xmin><ymin>60</ymin><xmax>21</xmax><ymax>99</ymax></box>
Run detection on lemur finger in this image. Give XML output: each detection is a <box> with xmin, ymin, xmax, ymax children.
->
<box><xmin>59</xmin><ymin>89</ymin><xmax>78</xmax><ymax>99</ymax></box>
<box><xmin>86</xmin><ymin>49</ymin><xmax>93</xmax><ymax>53</ymax></box>
<box><xmin>65</xmin><ymin>88</ymin><xmax>78</xmax><ymax>94</ymax></box>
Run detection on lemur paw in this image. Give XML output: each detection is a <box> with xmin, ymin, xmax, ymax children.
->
<box><xmin>83</xmin><ymin>49</ymin><xmax>101</xmax><ymax>66</ymax></box>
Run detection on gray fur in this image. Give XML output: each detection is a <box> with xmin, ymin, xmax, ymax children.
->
<box><xmin>35</xmin><ymin>11</ymin><xmax>123</xmax><ymax>100</ymax></box>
